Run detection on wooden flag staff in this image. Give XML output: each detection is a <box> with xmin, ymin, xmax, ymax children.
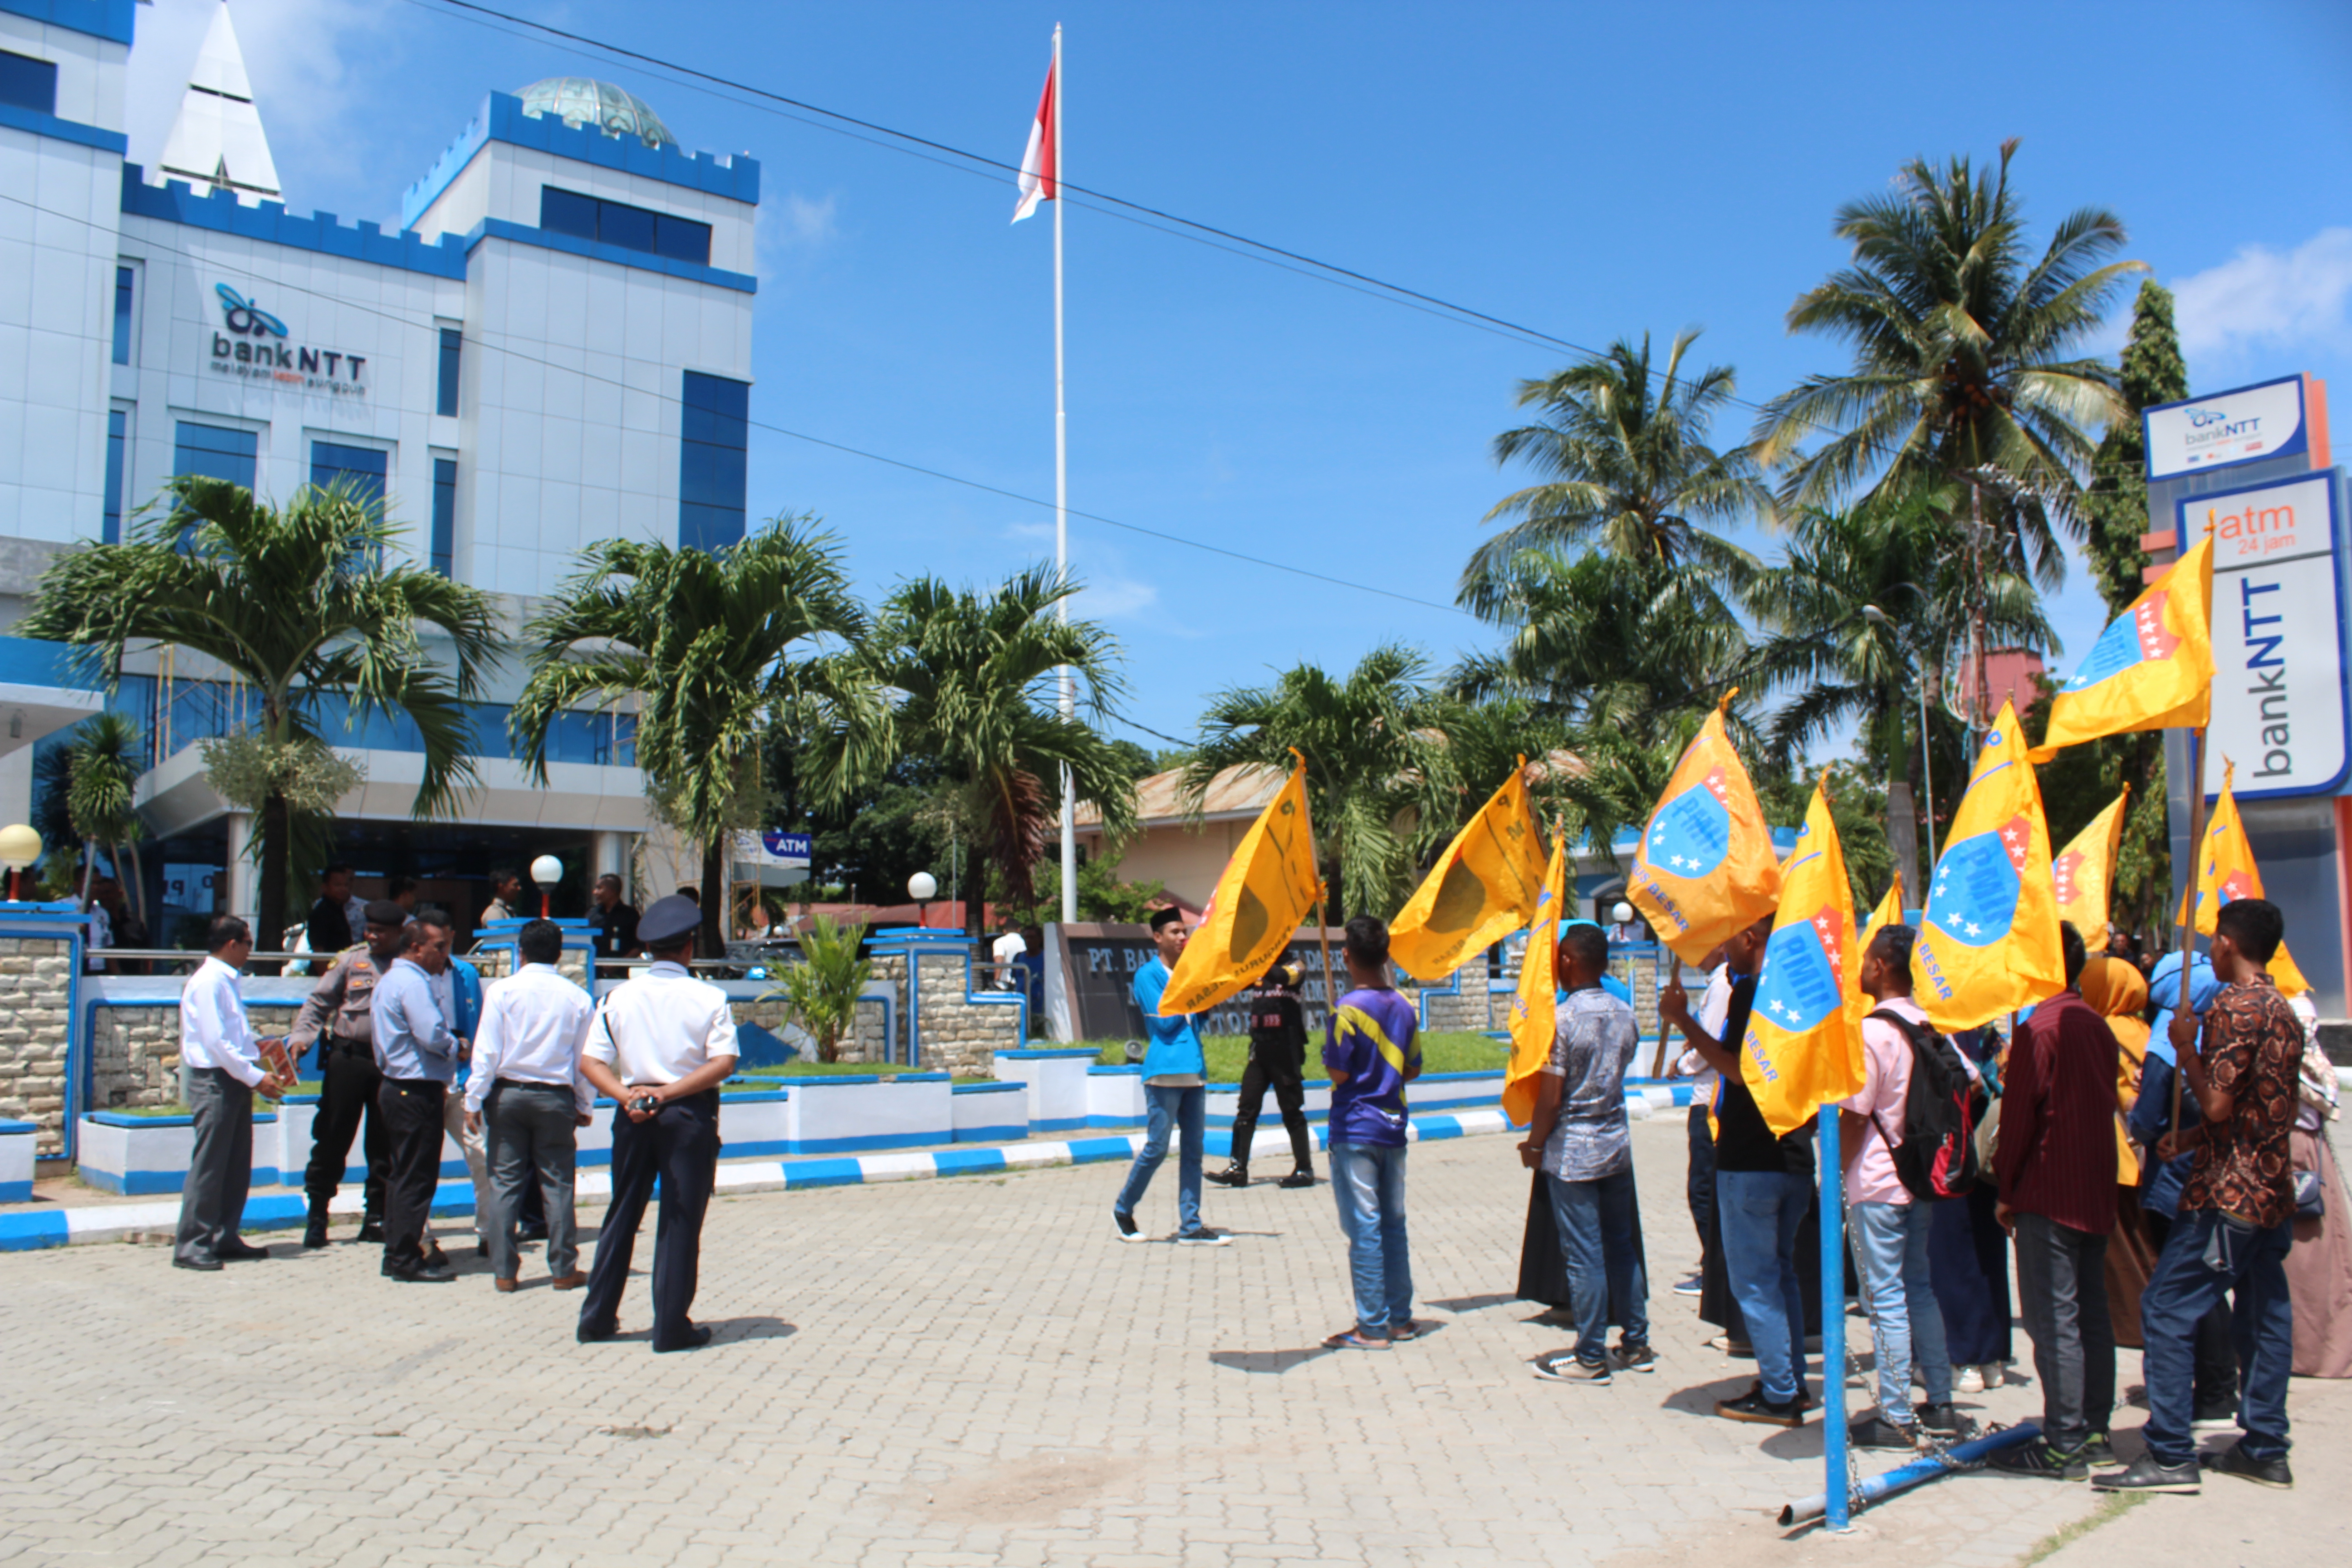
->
<box><xmin>2172</xmin><ymin>725</ymin><xmax>2209</xmax><ymax>1141</ymax></box>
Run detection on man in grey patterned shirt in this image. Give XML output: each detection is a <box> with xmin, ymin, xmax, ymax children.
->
<box><xmin>1518</xmin><ymin>922</ymin><xmax>1651</xmax><ymax>1385</ymax></box>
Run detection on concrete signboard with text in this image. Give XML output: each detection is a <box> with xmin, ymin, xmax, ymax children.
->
<box><xmin>2180</xmin><ymin>470</ymin><xmax>2350</xmax><ymax>800</ymax></box>
<box><xmin>2145</xmin><ymin>374</ymin><xmax>2326</xmax><ymax>480</ymax></box>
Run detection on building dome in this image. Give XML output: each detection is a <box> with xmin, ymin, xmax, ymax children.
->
<box><xmin>516</xmin><ymin>78</ymin><xmax>676</xmax><ymax>148</ymax></box>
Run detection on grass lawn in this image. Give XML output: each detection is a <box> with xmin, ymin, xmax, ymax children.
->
<box><xmin>1076</xmin><ymin>1031</ymin><xmax>1508</xmax><ymax>1082</ymax></box>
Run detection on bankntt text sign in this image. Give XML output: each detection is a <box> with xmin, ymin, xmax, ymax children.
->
<box><xmin>2144</xmin><ymin>376</ymin><xmax>2311</xmax><ymax>481</ymax></box>
<box><xmin>2183</xmin><ymin>470</ymin><xmax>2349</xmax><ymax>799</ymax></box>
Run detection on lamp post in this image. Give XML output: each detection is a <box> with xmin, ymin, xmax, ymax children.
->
<box><xmin>0</xmin><ymin>824</ymin><xmax>39</xmax><ymax>903</ymax></box>
<box><xmin>1862</xmin><ymin>605</ymin><xmax>1937</xmax><ymax>890</ymax></box>
<box><xmin>529</xmin><ymin>854</ymin><xmax>564</xmax><ymax>918</ymax></box>
<box><xmin>907</xmin><ymin>871</ymin><xmax>937</xmax><ymax>931</ymax></box>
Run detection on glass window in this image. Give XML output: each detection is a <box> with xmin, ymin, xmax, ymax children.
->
<box><xmin>678</xmin><ymin>371</ymin><xmax>748</xmax><ymax>551</ymax></box>
<box><xmin>539</xmin><ymin>186</ymin><xmax>711</xmax><ymax>266</ymax></box>
<box><xmin>112</xmin><ymin>266</ymin><xmax>134</xmax><ymax>367</ymax></box>
<box><xmin>436</xmin><ymin>328</ymin><xmax>461</xmax><ymax>417</ymax></box>
<box><xmin>654</xmin><ymin>214</ymin><xmax>713</xmax><ymax>265</ymax></box>
<box><xmin>539</xmin><ymin>186</ymin><xmax>599</xmax><ymax>240</ymax></box>
<box><xmin>0</xmin><ymin>50</ymin><xmax>57</xmax><ymax>116</ymax></box>
<box><xmin>431</xmin><ymin>458</ymin><xmax>456</xmax><ymax>577</ymax></box>
<box><xmin>596</xmin><ymin>200</ymin><xmax>656</xmax><ymax>254</ymax></box>
<box><xmin>310</xmin><ymin>442</ymin><xmax>388</xmax><ymax>509</ymax></box>
<box><xmin>103</xmin><ymin>410</ymin><xmax>127</xmax><ymax>544</ymax></box>
<box><xmin>173</xmin><ymin>422</ymin><xmax>259</xmax><ymax>491</ymax></box>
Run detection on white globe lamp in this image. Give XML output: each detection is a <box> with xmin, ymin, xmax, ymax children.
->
<box><xmin>907</xmin><ymin>871</ymin><xmax>937</xmax><ymax>927</ymax></box>
<box><xmin>0</xmin><ymin>824</ymin><xmax>39</xmax><ymax>903</ymax></box>
<box><xmin>529</xmin><ymin>853</ymin><xmax>564</xmax><ymax>917</ymax></box>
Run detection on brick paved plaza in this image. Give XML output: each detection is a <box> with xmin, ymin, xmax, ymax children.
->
<box><xmin>3</xmin><ymin>1118</ymin><xmax>2347</xmax><ymax>1568</ymax></box>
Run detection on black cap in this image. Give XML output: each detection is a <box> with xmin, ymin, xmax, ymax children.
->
<box><xmin>637</xmin><ymin>894</ymin><xmax>702</xmax><ymax>948</ymax></box>
<box><xmin>362</xmin><ymin>900</ymin><xmax>408</xmax><ymax>929</ymax></box>
<box><xmin>1148</xmin><ymin>905</ymin><xmax>1185</xmax><ymax>933</ymax></box>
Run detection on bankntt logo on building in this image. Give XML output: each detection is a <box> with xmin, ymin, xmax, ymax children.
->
<box><xmin>209</xmin><ymin>284</ymin><xmax>368</xmax><ymax>397</ymax></box>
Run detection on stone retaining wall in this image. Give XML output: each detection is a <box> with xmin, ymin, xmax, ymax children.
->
<box><xmin>85</xmin><ymin>1004</ymin><xmax>303</xmax><ymax>1123</ymax></box>
<box><xmin>912</xmin><ymin>954</ymin><xmax>1023</xmax><ymax>1077</ymax></box>
<box><xmin>0</xmin><ymin>938</ymin><xmax>73</xmax><ymax>1153</ymax></box>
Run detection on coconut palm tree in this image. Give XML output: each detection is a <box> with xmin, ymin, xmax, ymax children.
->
<box><xmin>513</xmin><ymin>519</ymin><xmax>878</xmax><ymax>958</ymax></box>
<box><xmin>21</xmin><ymin>475</ymin><xmax>497</xmax><ymax>949</ymax></box>
<box><xmin>65</xmin><ymin>712</ymin><xmax>148</xmax><ymax>917</ymax></box>
<box><xmin>841</xmin><ymin>565</ymin><xmax>1139</xmax><ymax>935</ymax></box>
<box><xmin>1466</xmin><ymin>329</ymin><xmax>1767</xmax><ymax>603</ymax></box>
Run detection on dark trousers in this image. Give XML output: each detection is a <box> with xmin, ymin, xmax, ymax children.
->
<box><xmin>580</xmin><ymin>1091</ymin><xmax>719</xmax><ymax>1348</ymax></box>
<box><xmin>484</xmin><ymin>1083</ymin><xmax>579</xmax><ymax>1280</ymax></box>
<box><xmin>2139</xmin><ymin>1208</ymin><xmax>2294</xmax><ymax>1467</ymax></box>
<box><xmin>377</xmin><ymin>1078</ymin><xmax>446</xmax><ymax>1273</ymax></box>
<box><xmin>2143</xmin><ymin>1208</ymin><xmax>2240</xmax><ymax>1414</ymax></box>
<box><xmin>303</xmin><ymin>1045</ymin><xmax>385</xmax><ymax>1215</ymax></box>
<box><xmin>172</xmin><ymin>1067</ymin><xmax>253</xmax><ymax>1264</ymax></box>
<box><xmin>1547</xmin><ymin>1168</ymin><xmax>1649</xmax><ymax>1366</ymax></box>
<box><xmin>2013</xmin><ymin>1211</ymin><xmax>2115</xmax><ymax>1449</ymax></box>
<box><xmin>1685</xmin><ymin>1102</ymin><xmax>1716</xmax><ymax>1251</ymax></box>
<box><xmin>1230</xmin><ymin>1051</ymin><xmax>1311</xmax><ymax>1170</ymax></box>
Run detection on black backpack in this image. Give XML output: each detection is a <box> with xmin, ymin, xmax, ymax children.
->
<box><xmin>1864</xmin><ymin>1008</ymin><xmax>1981</xmax><ymax>1201</ymax></box>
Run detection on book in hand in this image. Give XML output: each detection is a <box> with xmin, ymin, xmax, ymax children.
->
<box><xmin>258</xmin><ymin>1037</ymin><xmax>298</xmax><ymax>1087</ymax></box>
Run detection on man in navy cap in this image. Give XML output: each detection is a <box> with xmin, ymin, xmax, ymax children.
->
<box><xmin>575</xmin><ymin>894</ymin><xmax>740</xmax><ymax>1351</ymax></box>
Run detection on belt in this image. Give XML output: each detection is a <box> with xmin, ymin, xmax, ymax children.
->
<box><xmin>493</xmin><ymin>1077</ymin><xmax>572</xmax><ymax>1092</ymax></box>
<box><xmin>327</xmin><ymin>1038</ymin><xmax>374</xmax><ymax>1058</ymax></box>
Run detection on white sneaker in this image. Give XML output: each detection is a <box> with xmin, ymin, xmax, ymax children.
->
<box><xmin>1954</xmin><ymin>1365</ymin><xmax>1986</xmax><ymax>1394</ymax></box>
<box><xmin>1980</xmin><ymin>1362</ymin><xmax>2007</xmax><ymax>1389</ymax></box>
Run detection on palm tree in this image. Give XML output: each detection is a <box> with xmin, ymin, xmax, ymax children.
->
<box><xmin>1468</xmin><ymin>329</ymin><xmax>1766</xmax><ymax>600</ymax></box>
<box><xmin>843</xmin><ymin>565</ymin><xmax>1139</xmax><ymax>935</ymax></box>
<box><xmin>1182</xmin><ymin>644</ymin><xmax>1456</xmax><ymax>921</ymax></box>
<box><xmin>21</xmin><ymin>476</ymin><xmax>497</xmax><ymax>948</ymax></box>
<box><xmin>513</xmin><ymin>519</ymin><xmax>877</xmax><ymax>958</ymax></box>
<box><xmin>65</xmin><ymin>713</ymin><xmax>149</xmax><ymax>920</ymax></box>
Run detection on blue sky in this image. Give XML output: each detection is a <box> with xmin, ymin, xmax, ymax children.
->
<box><xmin>126</xmin><ymin>0</ymin><xmax>2352</xmax><ymax>755</ymax></box>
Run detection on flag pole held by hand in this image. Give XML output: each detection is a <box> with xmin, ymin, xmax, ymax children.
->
<box><xmin>2172</xmin><ymin>725</ymin><xmax>2208</xmax><ymax>1143</ymax></box>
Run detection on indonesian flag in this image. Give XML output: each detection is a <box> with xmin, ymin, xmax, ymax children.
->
<box><xmin>1011</xmin><ymin>55</ymin><xmax>1057</xmax><ymax>222</ymax></box>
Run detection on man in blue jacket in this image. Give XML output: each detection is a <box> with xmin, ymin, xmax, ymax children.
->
<box><xmin>1112</xmin><ymin>906</ymin><xmax>1230</xmax><ymax>1245</ymax></box>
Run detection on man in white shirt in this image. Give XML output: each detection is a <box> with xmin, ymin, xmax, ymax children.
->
<box><xmin>464</xmin><ymin>920</ymin><xmax>595</xmax><ymax>1292</ymax></box>
<box><xmin>173</xmin><ymin>916</ymin><xmax>287</xmax><ymax>1270</ymax></box>
<box><xmin>575</xmin><ymin>896</ymin><xmax>740</xmax><ymax>1352</ymax></box>
<box><xmin>992</xmin><ymin>926</ymin><xmax>1028</xmax><ymax>990</ymax></box>
<box><xmin>1669</xmin><ymin>954</ymin><xmax>1732</xmax><ymax>1298</ymax></box>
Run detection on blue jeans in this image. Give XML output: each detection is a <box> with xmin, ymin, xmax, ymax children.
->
<box><xmin>1114</xmin><ymin>1084</ymin><xmax>1205</xmax><ymax>1234</ymax></box>
<box><xmin>1718</xmin><ymin>1168</ymin><xmax>1813</xmax><ymax>1403</ymax></box>
<box><xmin>1849</xmin><ymin>1199</ymin><xmax>1950</xmax><ymax>1417</ymax></box>
<box><xmin>1547</xmin><ymin>1168</ymin><xmax>1649</xmax><ymax>1366</ymax></box>
<box><xmin>1330</xmin><ymin>1141</ymin><xmax>1412</xmax><ymax>1336</ymax></box>
<box><xmin>2140</xmin><ymin>1208</ymin><xmax>2294</xmax><ymax>1467</ymax></box>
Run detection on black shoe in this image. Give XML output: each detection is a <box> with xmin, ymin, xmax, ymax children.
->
<box><xmin>517</xmin><ymin>1222</ymin><xmax>549</xmax><ymax>1244</ymax></box>
<box><xmin>1205</xmin><ymin>1163</ymin><xmax>1249</xmax><ymax>1188</ymax></box>
<box><xmin>653</xmin><ymin>1324</ymin><xmax>714</xmax><ymax>1354</ymax></box>
<box><xmin>1988</xmin><ymin>1440</ymin><xmax>2090</xmax><ymax>1481</ymax></box>
<box><xmin>1848</xmin><ymin>1414</ymin><xmax>1921</xmax><ymax>1451</ymax></box>
<box><xmin>2205</xmin><ymin>1442</ymin><xmax>2293</xmax><ymax>1490</ymax></box>
<box><xmin>1610</xmin><ymin>1342</ymin><xmax>1658</xmax><ymax>1374</ymax></box>
<box><xmin>1714</xmin><ymin>1388</ymin><xmax>1805</xmax><ymax>1427</ymax></box>
<box><xmin>420</xmin><ymin>1243</ymin><xmax>451</xmax><ymax>1272</ymax></box>
<box><xmin>356</xmin><ymin>1219</ymin><xmax>385</xmax><ymax>1244</ymax></box>
<box><xmin>578</xmin><ymin>1320</ymin><xmax>617</xmax><ymax>1344</ymax></box>
<box><xmin>1914</xmin><ymin>1402</ymin><xmax>1965</xmax><ymax>1439</ymax></box>
<box><xmin>1112</xmin><ymin>1210</ymin><xmax>1141</xmax><ymax>1243</ymax></box>
<box><xmin>2091</xmin><ymin>1454</ymin><xmax>2201</xmax><ymax>1494</ymax></box>
<box><xmin>381</xmin><ymin>1261</ymin><xmax>456</xmax><ymax>1283</ymax></box>
<box><xmin>172</xmin><ymin>1254</ymin><xmax>223</xmax><ymax>1272</ymax></box>
<box><xmin>476</xmin><ymin>1241</ymin><xmax>491</xmax><ymax>1259</ymax></box>
<box><xmin>2079</xmin><ymin>1432</ymin><xmax>2117</xmax><ymax>1469</ymax></box>
<box><xmin>303</xmin><ymin>1205</ymin><xmax>330</xmax><ymax>1250</ymax></box>
<box><xmin>2191</xmin><ymin>1402</ymin><xmax>2239</xmax><ymax>1432</ymax></box>
<box><xmin>216</xmin><ymin>1240</ymin><xmax>270</xmax><ymax>1261</ymax></box>
<box><xmin>1278</xmin><ymin>1167</ymin><xmax>1316</xmax><ymax>1188</ymax></box>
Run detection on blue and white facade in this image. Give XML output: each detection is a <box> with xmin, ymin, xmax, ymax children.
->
<box><xmin>0</xmin><ymin>0</ymin><xmax>764</xmax><ymax>928</ymax></box>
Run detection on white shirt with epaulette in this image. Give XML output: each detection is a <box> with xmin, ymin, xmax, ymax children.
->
<box><xmin>583</xmin><ymin>960</ymin><xmax>740</xmax><ymax>1083</ymax></box>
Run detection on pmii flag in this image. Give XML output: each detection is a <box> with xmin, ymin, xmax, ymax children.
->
<box><xmin>1911</xmin><ymin>702</ymin><xmax>2066</xmax><ymax>1030</ymax></box>
<box><xmin>1160</xmin><ymin>755</ymin><xmax>1323</xmax><ymax>1015</ymax></box>
<box><xmin>2053</xmin><ymin>788</ymin><xmax>2130</xmax><ymax>954</ymax></box>
<box><xmin>1502</xmin><ymin>829</ymin><xmax>1568</xmax><ymax>1127</ymax></box>
<box><xmin>2181</xmin><ymin>760</ymin><xmax>2313</xmax><ymax>996</ymax></box>
<box><xmin>1626</xmin><ymin>696</ymin><xmax>1783</xmax><ymax>965</ymax></box>
<box><xmin>1010</xmin><ymin>50</ymin><xmax>1058</xmax><ymax>222</ymax></box>
<box><xmin>1389</xmin><ymin>764</ymin><xmax>1546</xmax><ymax>982</ymax></box>
<box><xmin>2029</xmin><ymin>534</ymin><xmax>2213</xmax><ymax>761</ymax></box>
<box><xmin>1859</xmin><ymin>873</ymin><xmax>1905</xmax><ymax>951</ymax></box>
<box><xmin>1740</xmin><ymin>782</ymin><xmax>1866</xmax><ymax>1137</ymax></box>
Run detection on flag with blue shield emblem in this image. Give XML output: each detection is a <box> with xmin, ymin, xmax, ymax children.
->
<box><xmin>1912</xmin><ymin>702</ymin><xmax>2065</xmax><ymax>1030</ymax></box>
<box><xmin>1741</xmin><ymin>781</ymin><xmax>1866</xmax><ymax>1137</ymax></box>
<box><xmin>1626</xmin><ymin>696</ymin><xmax>1782</xmax><ymax>965</ymax></box>
<box><xmin>2030</xmin><ymin>533</ymin><xmax>2211</xmax><ymax>761</ymax></box>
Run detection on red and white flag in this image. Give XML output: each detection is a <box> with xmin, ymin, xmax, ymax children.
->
<box><xmin>1011</xmin><ymin>54</ymin><xmax>1057</xmax><ymax>222</ymax></box>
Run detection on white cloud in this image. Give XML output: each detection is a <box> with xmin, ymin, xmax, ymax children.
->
<box><xmin>777</xmin><ymin>193</ymin><xmax>838</xmax><ymax>248</ymax></box>
<box><xmin>2171</xmin><ymin>227</ymin><xmax>2352</xmax><ymax>362</ymax></box>
<box><xmin>1072</xmin><ymin>575</ymin><xmax>1159</xmax><ymax>620</ymax></box>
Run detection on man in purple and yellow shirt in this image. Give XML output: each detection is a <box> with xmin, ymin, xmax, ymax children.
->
<box><xmin>1320</xmin><ymin>915</ymin><xmax>1421</xmax><ymax>1349</ymax></box>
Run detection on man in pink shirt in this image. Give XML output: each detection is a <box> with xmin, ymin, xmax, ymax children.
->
<box><xmin>1838</xmin><ymin>924</ymin><xmax>1959</xmax><ymax>1449</ymax></box>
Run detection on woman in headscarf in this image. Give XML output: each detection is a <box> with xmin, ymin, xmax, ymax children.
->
<box><xmin>2081</xmin><ymin>954</ymin><xmax>2158</xmax><ymax>1348</ymax></box>
<box><xmin>2285</xmin><ymin>991</ymin><xmax>2352</xmax><ymax>1377</ymax></box>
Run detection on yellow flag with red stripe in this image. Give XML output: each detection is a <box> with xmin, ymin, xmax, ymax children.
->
<box><xmin>1859</xmin><ymin>873</ymin><xmax>1905</xmax><ymax>951</ymax></box>
<box><xmin>2030</xmin><ymin>534</ymin><xmax>2213</xmax><ymax>761</ymax></box>
<box><xmin>1389</xmin><ymin>764</ymin><xmax>1546</xmax><ymax>983</ymax></box>
<box><xmin>1159</xmin><ymin>754</ymin><xmax>1323</xmax><ymax>1015</ymax></box>
<box><xmin>1740</xmin><ymin>781</ymin><xmax>1867</xmax><ymax>1137</ymax></box>
<box><xmin>1626</xmin><ymin>696</ymin><xmax>1783</xmax><ymax>965</ymax></box>
<box><xmin>2053</xmin><ymin>788</ymin><xmax>2130</xmax><ymax>954</ymax></box>
<box><xmin>1502</xmin><ymin>828</ymin><xmax>1568</xmax><ymax>1127</ymax></box>
<box><xmin>1911</xmin><ymin>702</ymin><xmax>2066</xmax><ymax>1030</ymax></box>
<box><xmin>2181</xmin><ymin>760</ymin><xmax>2312</xmax><ymax>997</ymax></box>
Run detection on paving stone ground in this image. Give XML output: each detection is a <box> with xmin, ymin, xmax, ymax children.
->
<box><xmin>2</xmin><ymin>1115</ymin><xmax>2344</xmax><ymax>1567</ymax></box>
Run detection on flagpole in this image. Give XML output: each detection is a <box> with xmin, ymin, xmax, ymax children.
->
<box><xmin>1053</xmin><ymin>22</ymin><xmax>1077</xmax><ymax>927</ymax></box>
<box><xmin>2171</xmin><ymin>724</ymin><xmax>2208</xmax><ymax>1142</ymax></box>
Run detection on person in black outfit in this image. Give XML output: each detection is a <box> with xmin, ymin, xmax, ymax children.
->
<box><xmin>1209</xmin><ymin>960</ymin><xmax>1316</xmax><ymax>1189</ymax></box>
<box><xmin>307</xmin><ymin>864</ymin><xmax>358</xmax><ymax>954</ymax></box>
<box><xmin>588</xmin><ymin>872</ymin><xmax>640</xmax><ymax>978</ymax></box>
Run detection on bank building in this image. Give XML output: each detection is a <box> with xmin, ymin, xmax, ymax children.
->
<box><xmin>0</xmin><ymin>0</ymin><xmax>763</xmax><ymax>943</ymax></box>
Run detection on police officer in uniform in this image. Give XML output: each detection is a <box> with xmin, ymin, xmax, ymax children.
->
<box><xmin>1208</xmin><ymin>959</ymin><xmax>1318</xmax><ymax>1189</ymax></box>
<box><xmin>289</xmin><ymin>899</ymin><xmax>410</xmax><ymax>1247</ymax></box>
<box><xmin>575</xmin><ymin>895</ymin><xmax>739</xmax><ymax>1352</ymax></box>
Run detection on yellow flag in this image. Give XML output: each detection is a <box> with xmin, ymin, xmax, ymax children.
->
<box><xmin>2053</xmin><ymin>788</ymin><xmax>2130</xmax><ymax>954</ymax></box>
<box><xmin>2030</xmin><ymin>534</ymin><xmax>2213</xmax><ymax>761</ymax></box>
<box><xmin>1859</xmin><ymin>873</ymin><xmax>1906</xmax><ymax>951</ymax></box>
<box><xmin>1389</xmin><ymin>764</ymin><xmax>1547</xmax><ymax>983</ymax></box>
<box><xmin>1159</xmin><ymin>755</ymin><xmax>1323</xmax><ymax>1015</ymax></box>
<box><xmin>1502</xmin><ymin>828</ymin><xmax>1568</xmax><ymax>1127</ymax></box>
<box><xmin>2181</xmin><ymin>760</ymin><xmax>2312</xmax><ymax>997</ymax></box>
<box><xmin>1912</xmin><ymin>702</ymin><xmax>2065</xmax><ymax>1029</ymax></box>
<box><xmin>1626</xmin><ymin>696</ymin><xmax>1783</xmax><ymax>965</ymax></box>
<box><xmin>1740</xmin><ymin>781</ymin><xmax>1867</xmax><ymax>1137</ymax></box>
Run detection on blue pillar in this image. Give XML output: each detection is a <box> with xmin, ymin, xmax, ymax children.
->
<box><xmin>1819</xmin><ymin>1101</ymin><xmax>1849</xmax><ymax>1530</ymax></box>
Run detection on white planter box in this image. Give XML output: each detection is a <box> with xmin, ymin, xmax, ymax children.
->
<box><xmin>716</xmin><ymin>1092</ymin><xmax>793</xmax><ymax>1159</ymax></box>
<box><xmin>990</xmin><ymin>1048</ymin><xmax>1097</xmax><ymax>1132</ymax></box>
<box><xmin>76</xmin><ymin>1111</ymin><xmax>281</xmax><ymax>1196</ymax></box>
<box><xmin>1086</xmin><ymin>1066</ymin><xmax>1147</xmax><ymax>1127</ymax></box>
<box><xmin>0</xmin><ymin>1120</ymin><xmax>34</xmax><ymax>1203</ymax></box>
<box><xmin>784</xmin><ymin>1074</ymin><xmax>952</xmax><ymax>1153</ymax></box>
<box><xmin>952</xmin><ymin>1083</ymin><xmax>1029</xmax><ymax>1143</ymax></box>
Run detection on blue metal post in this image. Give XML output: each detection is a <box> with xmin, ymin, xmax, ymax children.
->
<box><xmin>1819</xmin><ymin>1101</ymin><xmax>1849</xmax><ymax>1531</ymax></box>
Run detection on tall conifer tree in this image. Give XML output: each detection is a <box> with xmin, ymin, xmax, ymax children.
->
<box><xmin>2082</xmin><ymin>281</ymin><xmax>2189</xmax><ymax>615</ymax></box>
